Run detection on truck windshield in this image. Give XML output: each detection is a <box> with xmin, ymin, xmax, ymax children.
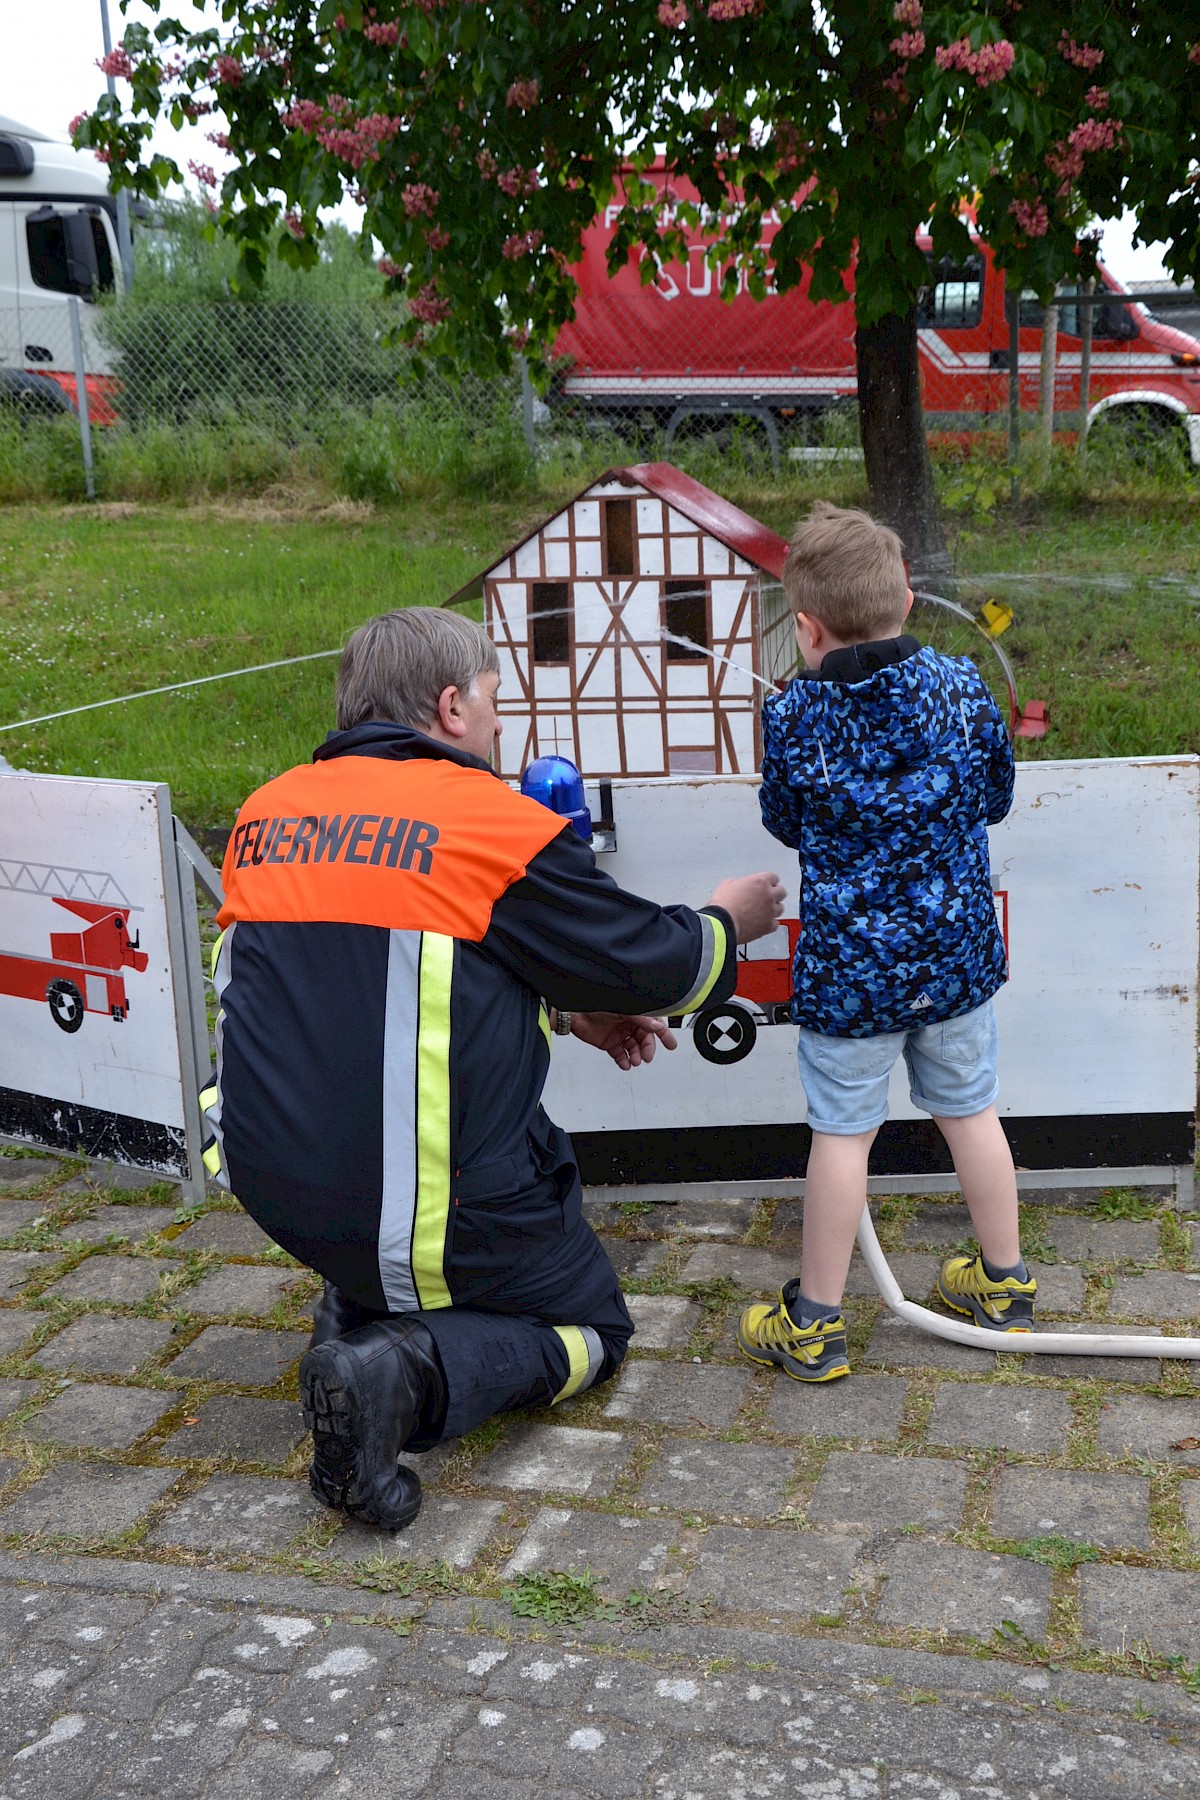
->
<box><xmin>919</xmin><ymin>253</ymin><xmax>984</xmax><ymax>329</ymax></box>
<box><xmin>1020</xmin><ymin>287</ymin><xmax>1138</xmax><ymax>341</ymax></box>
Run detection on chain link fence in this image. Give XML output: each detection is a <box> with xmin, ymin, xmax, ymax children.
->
<box><xmin>3</xmin><ymin>276</ymin><xmax>1197</xmax><ymax>503</ymax></box>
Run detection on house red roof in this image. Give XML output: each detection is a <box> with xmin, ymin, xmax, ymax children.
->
<box><xmin>444</xmin><ymin>463</ymin><xmax>787</xmax><ymax>607</ymax></box>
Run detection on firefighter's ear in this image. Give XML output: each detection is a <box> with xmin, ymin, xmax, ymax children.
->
<box><xmin>431</xmin><ymin>683</ymin><xmax>467</xmax><ymax>743</ymax></box>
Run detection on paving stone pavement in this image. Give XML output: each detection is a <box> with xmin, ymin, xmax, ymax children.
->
<box><xmin>0</xmin><ymin>1154</ymin><xmax>1198</xmax><ymax>1794</ymax></box>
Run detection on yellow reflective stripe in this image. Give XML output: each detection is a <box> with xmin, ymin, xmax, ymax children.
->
<box><xmin>682</xmin><ymin>912</ymin><xmax>729</xmax><ymax>1014</ymax></box>
<box><xmin>538</xmin><ymin>1004</ymin><xmax>552</xmax><ymax>1051</ymax></box>
<box><xmin>550</xmin><ymin>1326</ymin><xmax>592</xmax><ymax>1404</ymax></box>
<box><xmin>199</xmin><ymin>1085</ymin><xmax>217</xmax><ymax>1114</ymax></box>
<box><xmin>210</xmin><ymin>928</ymin><xmax>226</xmax><ymax>981</ymax></box>
<box><xmin>202</xmin><ymin>1142</ymin><xmax>222</xmax><ymax>1176</ymax></box>
<box><xmin>411</xmin><ymin>932</ymin><xmax>454</xmax><ymax>1310</ymax></box>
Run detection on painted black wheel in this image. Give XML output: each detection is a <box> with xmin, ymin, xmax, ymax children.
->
<box><xmin>692</xmin><ymin>1003</ymin><xmax>757</xmax><ymax>1066</ymax></box>
<box><xmin>46</xmin><ymin>979</ymin><xmax>85</xmax><ymax>1033</ymax></box>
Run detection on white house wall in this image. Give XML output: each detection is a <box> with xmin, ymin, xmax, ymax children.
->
<box><xmin>481</xmin><ymin>480</ymin><xmax>766</xmax><ymax>779</ymax></box>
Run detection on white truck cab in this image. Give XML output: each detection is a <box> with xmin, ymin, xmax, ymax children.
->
<box><xmin>0</xmin><ymin>115</ymin><xmax>122</xmax><ymax>419</ymax></box>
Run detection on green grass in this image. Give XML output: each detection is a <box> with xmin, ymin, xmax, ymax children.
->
<box><xmin>0</xmin><ymin>466</ymin><xmax>1196</xmax><ymax>833</ymax></box>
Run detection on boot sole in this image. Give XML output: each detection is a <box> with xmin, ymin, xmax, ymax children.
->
<box><xmin>301</xmin><ymin>1353</ymin><xmax>423</xmax><ymax>1532</ymax></box>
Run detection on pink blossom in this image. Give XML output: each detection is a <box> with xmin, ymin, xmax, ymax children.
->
<box><xmin>206</xmin><ymin>131</ymin><xmax>231</xmax><ymax>150</ymax></box>
<box><xmin>97</xmin><ymin>47</ymin><xmax>133</xmax><ymax>79</ymax></box>
<box><xmin>1059</xmin><ymin>32</ymin><xmax>1104</xmax><ymax>71</ymax></box>
<box><xmin>427</xmin><ymin>225</ymin><xmax>450</xmax><ymax>251</ymax></box>
<box><xmin>409</xmin><ymin>280</ymin><xmax>451</xmax><ymax>324</ymax></box>
<box><xmin>658</xmin><ymin>0</ymin><xmax>688</xmax><ymax>23</ymax></box>
<box><xmin>1085</xmin><ymin>86</ymin><xmax>1109</xmax><ymax>111</ymax></box>
<box><xmin>378</xmin><ymin>256</ymin><xmax>404</xmax><ymax>277</ymax></box>
<box><xmin>282</xmin><ymin>99</ymin><xmax>325</xmax><ymax>132</ymax></box>
<box><xmin>497</xmin><ymin>165</ymin><xmax>540</xmax><ymax>196</ymax></box>
<box><xmin>94</xmin><ymin>147</ymin><xmax>114</xmax><ymax>164</ymax></box>
<box><xmin>364</xmin><ymin>20</ymin><xmax>401</xmax><ymax>45</ymax></box>
<box><xmin>188</xmin><ymin>160</ymin><xmax>217</xmax><ymax>187</ymax></box>
<box><xmin>1069</xmin><ymin>116</ymin><xmax>1122</xmax><ymax>153</ymax></box>
<box><xmin>402</xmin><ymin>182</ymin><xmax>439</xmax><ymax>217</ymax></box>
<box><xmin>883</xmin><ymin>69</ymin><xmax>910</xmax><ymax>100</ymax></box>
<box><xmin>502</xmin><ymin>229</ymin><xmax>544</xmax><ymax>259</ymax></box>
<box><xmin>508</xmin><ymin>325</ymin><xmax>531</xmax><ymax>351</ymax></box>
<box><xmin>315</xmin><ymin>111</ymin><xmax>402</xmax><ymax>170</ymax></box>
<box><xmin>1008</xmin><ymin>197</ymin><xmax>1048</xmax><ymax>237</ymax></box>
<box><xmin>181</xmin><ymin>99</ymin><xmax>214</xmax><ymax>121</ymax></box>
<box><xmin>506</xmin><ymin>78</ymin><xmax>540</xmax><ymax>109</ymax></box>
<box><xmin>212</xmin><ymin>54</ymin><xmax>243</xmax><ymax>86</ymax></box>
<box><xmin>708</xmin><ymin>0</ymin><xmax>760</xmax><ymax>16</ymax></box>
<box><xmin>283</xmin><ymin>210</ymin><xmax>305</xmax><ymax>239</ymax></box>
<box><xmin>892</xmin><ymin>0</ymin><xmax>921</xmax><ymax>23</ymax></box>
<box><xmin>67</xmin><ymin>111</ymin><xmax>88</xmax><ymax>136</ymax></box>
<box><xmin>891</xmin><ymin>30</ymin><xmax>925</xmax><ymax>59</ymax></box>
<box><xmin>1189</xmin><ymin>42</ymin><xmax>1200</xmax><ymax>65</ymax></box>
<box><xmin>935</xmin><ymin>36</ymin><xmax>1013</xmax><ymax>85</ymax></box>
<box><xmin>476</xmin><ymin>149</ymin><xmax>498</xmax><ymax>179</ymax></box>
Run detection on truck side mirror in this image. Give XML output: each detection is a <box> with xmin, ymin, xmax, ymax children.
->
<box><xmin>63</xmin><ymin>210</ymin><xmax>101</xmax><ymax>299</ymax></box>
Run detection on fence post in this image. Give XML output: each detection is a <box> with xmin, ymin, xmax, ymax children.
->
<box><xmin>1006</xmin><ymin>286</ymin><xmax>1020</xmax><ymax>501</ymax></box>
<box><xmin>1077</xmin><ymin>277</ymin><xmax>1094</xmax><ymax>468</ymax></box>
<box><xmin>519</xmin><ymin>357</ymin><xmax>536</xmax><ymax>456</ymax></box>
<box><xmin>68</xmin><ymin>296</ymin><xmax>96</xmax><ymax>501</ymax></box>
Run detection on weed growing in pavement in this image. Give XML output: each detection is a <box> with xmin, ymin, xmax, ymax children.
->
<box><xmin>1095</xmin><ymin>1188</ymin><xmax>1159</xmax><ymax>1221</ymax></box>
<box><xmin>1017</xmin><ymin>1208</ymin><xmax>1057</xmax><ymax>1265</ymax></box>
<box><xmin>504</xmin><ymin>1568</ymin><xmax>619</xmax><ymax>1625</ymax></box>
<box><xmin>1009</xmin><ymin>1534</ymin><xmax>1101</xmax><ymax>1570</ymax></box>
<box><xmin>1158</xmin><ymin>1210</ymin><xmax>1195</xmax><ymax>1271</ymax></box>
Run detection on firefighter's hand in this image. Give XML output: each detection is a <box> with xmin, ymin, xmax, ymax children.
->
<box><xmin>708</xmin><ymin>871</ymin><xmax>787</xmax><ymax>943</ymax></box>
<box><xmin>570</xmin><ymin>1012</ymin><xmax>678</xmax><ymax>1070</ymax></box>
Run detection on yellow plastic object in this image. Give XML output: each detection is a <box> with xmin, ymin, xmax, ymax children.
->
<box><xmin>980</xmin><ymin>598</ymin><xmax>1014</xmax><ymax>636</ymax></box>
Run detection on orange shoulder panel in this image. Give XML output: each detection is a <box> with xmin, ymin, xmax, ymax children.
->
<box><xmin>218</xmin><ymin>756</ymin><xmax>567</xmax><ymax>941</ymax></box>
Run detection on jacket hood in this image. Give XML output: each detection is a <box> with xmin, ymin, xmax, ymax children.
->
<box><xmin>313</xmin><ymin>719</ymin><xmax>496</xmax><ymax>775</ymax></box>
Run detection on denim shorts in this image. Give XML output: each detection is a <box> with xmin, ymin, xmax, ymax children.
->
<box><xmin>796</xmin><ymin>1000</ymin><xmax>1000</xmax><ymax>1136</ymax></box>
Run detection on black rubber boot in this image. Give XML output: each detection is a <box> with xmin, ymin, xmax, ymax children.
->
<box><xmin>301</xmin><ymin>1317</ymin><xmax>447</xmax><ymax>1532</ymax></box>
<box><xmin>306</xmin><ymin>1281</ymin><xmax>387</xmax><ymax>1353</ymax></box>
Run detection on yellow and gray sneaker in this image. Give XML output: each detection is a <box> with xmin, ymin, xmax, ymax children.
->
<box><xmin>937</xmin><ymin>1253</ymin><xmax>1036</xmax><ymax>1332</ymax></box>
<box><xmin>737</xmin><ymin>1294</ymin><xmax>850</xmax><ymax>1382</ymax></box>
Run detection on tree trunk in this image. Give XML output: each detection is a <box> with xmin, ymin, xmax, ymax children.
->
<box><xmin>1038</xmin><ymin>296</ymin><xmax>1059</xmax><ymax>450</ymax></box>
<box><xmin>855</xmin><ymin>305</ymin><xmax>951</xmax><ymax>587</ymax></box>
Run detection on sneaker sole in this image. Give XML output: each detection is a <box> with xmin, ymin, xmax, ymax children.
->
<box><xmin>301</xmin><ymin>1354</ymin><xmax>422</xmax><ymax>1531</ymax></box>
<box><xmin>936</xmin><ymin>1283</ymin><xmax>1034</xmax><ymax>1333</ymax></box>
<box><xmin>736</xmin><ymin>1330</ymin><xmax>850</xmax><ymax>1382</ymax></box>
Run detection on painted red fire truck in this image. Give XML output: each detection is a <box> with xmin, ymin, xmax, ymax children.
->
<box><xmin>552</xmin><ymin>166</ymin><xmax>1200</xmax><ymax>464</ymax></box>
<box><xmin>0</xmin><ymin>879</ymin><xmax>148</xmax><ymax>1033</ymax></box>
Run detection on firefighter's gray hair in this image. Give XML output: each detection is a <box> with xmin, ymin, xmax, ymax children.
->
<box><xmin>782</xmin><ymin>500</ymin><xmax>908</xmax><ymax>642</ymax></box>
<box><xmin>336</xmin><ymin>608</ymin><xmax>499</xmax><ymax>732</ymax></box>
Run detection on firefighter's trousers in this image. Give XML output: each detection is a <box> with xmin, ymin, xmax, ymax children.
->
<box><xmin>229</xmin><ymin>1157</ymin><xmax>633</xmax><ymax>1446</ymax></box>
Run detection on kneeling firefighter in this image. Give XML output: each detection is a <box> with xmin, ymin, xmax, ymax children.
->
<box><xmin>202</xmin><ymin>607</ymin><xmax>785</xmax><ymax>1530</ymax></box>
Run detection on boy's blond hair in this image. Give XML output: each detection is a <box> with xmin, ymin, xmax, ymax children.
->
<box><xmin>782</xmin><ymin>501</ymin><xmax>908</xmax><ymax>643</ymax></box>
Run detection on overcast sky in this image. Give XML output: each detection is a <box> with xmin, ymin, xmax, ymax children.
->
<box><xmin>2</xmin><ymin>0</ymin><xmax>1178</xmax><ymax>287</ymax></box>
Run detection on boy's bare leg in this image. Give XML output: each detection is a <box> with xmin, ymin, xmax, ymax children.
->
<box><xmin>933</xmin><ymin>1106</ymin><xmax>1021</xmax><ymax>1267</ymax></box>
<box><xmin>798</xmin><ymin>1128</ymin><xmax>877</xmax><ymax>1308</ymax></box>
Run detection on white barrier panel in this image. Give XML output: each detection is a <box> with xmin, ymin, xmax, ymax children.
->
<box><xmin>0</xmin><ymin>775</ymin><xmax>205</xmax><ymax>1189</ymax></box>
<box><xmin>544</xmin><ymin>756</ymin><xmax>1199</xmax><ymax>1186</ymax></box>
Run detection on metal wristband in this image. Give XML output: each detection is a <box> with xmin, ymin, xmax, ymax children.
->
<box><xmin>553</xmin><ymin>1008</ymin><xmax>573</xmax><ymax>1036</ymax></box>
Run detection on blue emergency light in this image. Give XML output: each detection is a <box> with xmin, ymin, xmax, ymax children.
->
<box><xmin>520</xmin><ymin>755</ymin><xmax>593</xmax><ymax>840</ymax></box>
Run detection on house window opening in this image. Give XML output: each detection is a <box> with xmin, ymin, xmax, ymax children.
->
<box><xmin>531</xmin><ymin>581</ymin><xmax>569</xmax><ymax>664</ymax></box>
<box><xmin>663</xmin><ymin>580</ymin><xmax>710</xmax><ymax>661</ymax></box>
<box><xmin>603</xmin><ymin>498</ymin><xmax>636</xmax><ymax>575</ymax></box>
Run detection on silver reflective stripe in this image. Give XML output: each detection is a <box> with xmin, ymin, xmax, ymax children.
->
<box><xmin>205</xmin><ymin>923</ymin><xmax>234</xmax><ymax>1191</ymax></box>
<box><xmin>578</xmin><ymin>1325</ymin><xmax>605</xmax><ymax>1392</ymax></box>
<box><xmin>379</xmin><ymin>929</ymin><xmax>421</xmax><ymax>1312</ymax></box>
<box><xmin>672</xmin><ymin>910</ymin><xmax>721</xmax><ymax>1014</ymax></box>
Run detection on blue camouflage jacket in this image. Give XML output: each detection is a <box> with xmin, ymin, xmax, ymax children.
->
<box><xmin>759</xmin><ymin>637</ymin><xmax>1014</xmax><ymax>1037</ymax></box>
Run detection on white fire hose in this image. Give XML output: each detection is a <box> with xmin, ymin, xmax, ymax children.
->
<box><xmin>856</xmin><ymin>1206</ymin><xmax>1200</xmax><ymax>1359</ymax></box>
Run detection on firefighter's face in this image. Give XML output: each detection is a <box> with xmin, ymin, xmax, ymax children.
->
<box><xmin>458</xmin><ymin>670</ymin><xmax>503</xmax><ymax>762</ymax></box>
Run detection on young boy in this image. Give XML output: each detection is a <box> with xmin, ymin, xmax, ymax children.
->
<box><xmin>738</xmin><ymin>501</ymin><xmax>1034</xmax><ymax>1383</ymax></box>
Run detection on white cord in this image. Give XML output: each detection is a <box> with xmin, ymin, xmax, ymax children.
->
<box><xmin>0</xmin><ymin>649</ymin><xmax>343</xmax><ymax>735</ymax></box>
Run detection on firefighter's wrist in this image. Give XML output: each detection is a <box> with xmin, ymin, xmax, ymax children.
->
<box><xmin>550</xmin><ymin>1007</ymin><xmax>573</xmax><ymax>1036</ymax></box>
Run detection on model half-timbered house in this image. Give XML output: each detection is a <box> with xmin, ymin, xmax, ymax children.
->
<box><xmin>446</xmin><ymin>463</ymin><xmax>792</xmax><ymax>781</ymax></box>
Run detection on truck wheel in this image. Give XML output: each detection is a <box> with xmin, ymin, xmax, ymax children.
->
<box><xmin>693</xmin><ymin>1003</ymin><xmax>757</xmax><ymax>1065</ymax></box>
<box><xmin>1087</xmin><ymin>404</ymin><xmax>1190</xmax><ymax>474</ymax></box>
<box><xmin>46</xmin><ymin>979</ymin><xmax>85</xmax><ymax>1033</ymax></box>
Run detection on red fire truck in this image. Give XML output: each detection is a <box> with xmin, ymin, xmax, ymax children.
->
<box><xmin>0</xmin><ymin>893</ymin><xmax>148</xmax><ymax>1033</ymax></box>
<box><xmin>689</xmin><ymin>918</ymin><xmax>801</xmax><ymax>1065</ymax></box>
<box><xmin>552</xmin><ymin>168</ymin><xmax>1200</xmax><ymax>464</ymax></box>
